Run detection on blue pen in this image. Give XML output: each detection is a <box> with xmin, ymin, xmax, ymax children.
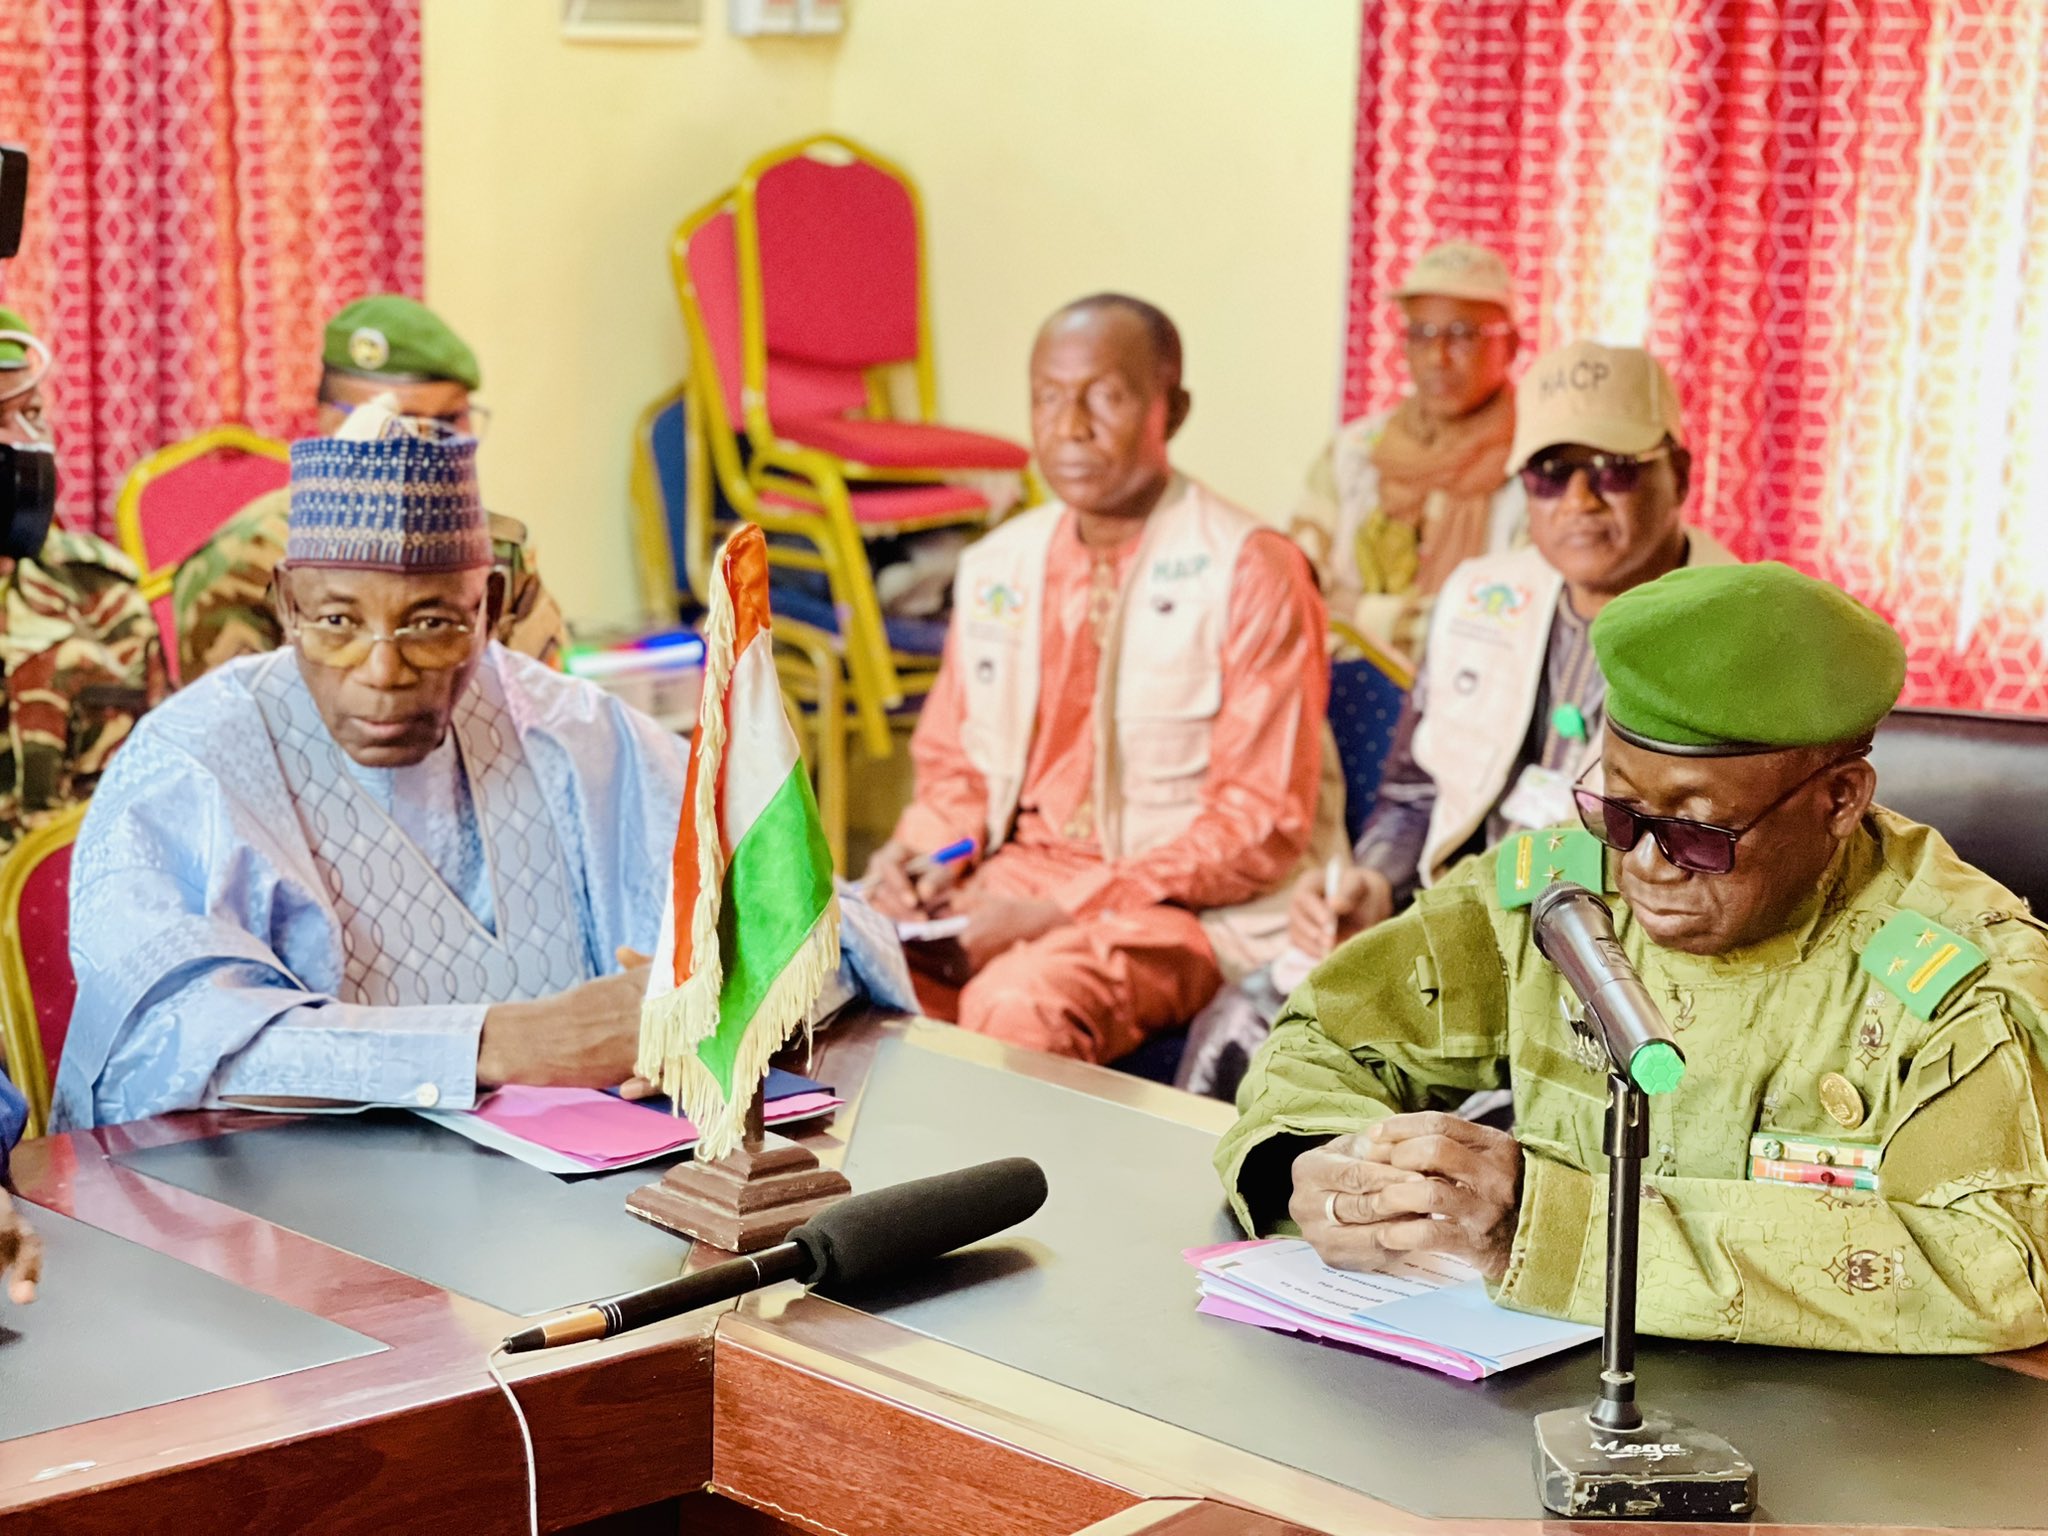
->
<box><xmin>905</xmin><ymin>837</ymin><xmax>977</xmax><ymax>877</ymax></box>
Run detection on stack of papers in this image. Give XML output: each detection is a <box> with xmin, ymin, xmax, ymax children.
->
<box><xmin>418</xmin><ymin>1068</ymin><xmax>841</xmax><ymax>1176</ymax></box>
<box><xmin>1188</xmin><ymin>1237</ymin><xmax>1598</xmax><ymax>1380</ymax></box>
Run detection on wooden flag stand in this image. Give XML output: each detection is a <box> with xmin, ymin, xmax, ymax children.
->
<box><xmin>626</xmin><ymin>1085</ymin><xmax>850</xmax><ymax>1253</ymax></box>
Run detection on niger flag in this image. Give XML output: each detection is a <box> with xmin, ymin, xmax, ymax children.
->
<box><xmin>638</xmin><ymin>524</ymin><xmax>838</xmax><ymax>1160</ymax></box>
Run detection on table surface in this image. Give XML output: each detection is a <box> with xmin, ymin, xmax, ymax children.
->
<box><xmin>6</xmin><ymin>1013</ymin><xmax>2046</xmax><ymax>1536</ymax></box>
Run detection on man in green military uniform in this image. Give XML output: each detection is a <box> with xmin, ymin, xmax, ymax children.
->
<box><xmin>171</xmin><ymin>295</ymin><xmax>566</xmax><ymax>681</ymax></box>
<box><xmin>0</xmin><ymin>308</ymin><xmax>168</xmax><ymax>848</ymax></box>
<box><xmin>1218</xmin><ymin>560</ymin><xmax>2048</xmax><ymax>1353</ymax></box>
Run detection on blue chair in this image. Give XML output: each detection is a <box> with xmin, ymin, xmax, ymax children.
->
<box><xmin>1327</xmin><ymin>619</ymin><xmax>1414</xmax><ymax>844</ymax></box>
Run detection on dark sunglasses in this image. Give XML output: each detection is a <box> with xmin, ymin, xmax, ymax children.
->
<box><xmin>1572</xmin><ymin>751</ymin><xmax>1867</xmax><ymax>875</ymax></box>
<box><xmin>1520</xmin><ymin>444</ymin><xmax>1671</xmax><ymax>500</ymax></box>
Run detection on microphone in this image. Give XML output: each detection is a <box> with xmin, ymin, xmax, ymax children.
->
<box><xmin>1531</xmin><ymin>882</ymin><xmax>1685</xmax><ymax>1096</ymax></box>
<box><xmin>502</xmin><ymin>1157</ymin><xmax>1048</xmax><ymax>1352</ymax></box>
<box><xmin>1529</xmin><ymin>885</ymin><xmax>1754</xmax><ymax>1518</ymax></box>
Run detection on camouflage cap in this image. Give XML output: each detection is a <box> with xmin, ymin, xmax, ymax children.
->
<box><xmin>1592</xmin><ymin>562</ymin><xmax>1907</xmax><ymax>755</ymax></box>
<box><xmin>321</xmin><ymin>295</ymin><xmax>481</xmax><ymax>390</ymax></box>
<box><xmin>0</xmin><ymin>305</ymin><xmax>35</xmax><ymax>371</ymax></box>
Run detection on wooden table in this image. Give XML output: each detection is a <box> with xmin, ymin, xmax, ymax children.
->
<box><xmin>6</xmin><ymin>1016</ymin><xmax>2045</xmax><ymax>1536</ymax></box>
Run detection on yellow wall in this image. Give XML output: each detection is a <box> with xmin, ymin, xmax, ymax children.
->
<box><xmin>421</xmin><ymin>0</ymin><xmax>836</xmax><ymax>629</ymax></box>
<box><xmin>829</xmin><ymin>0</ymin><xmax>1361</xmax><ymax>524</ymax></box>
<box><xmin>422</xmin><ymin>0</ymin><xmax>1360</xmax><ymax>630</ymax></box>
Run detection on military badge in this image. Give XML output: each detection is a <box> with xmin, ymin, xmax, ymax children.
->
<box><xmin>1498</xmin><ymin>827</ymin><xmax>1606</xmax><ymax>911</ymax></box>
<box><xmin>348</xmin><ymin>325</ymin><xmax>391</xmax><ymax>371</ymax></box>
<box><xmin>1749</xmin><ymin>1131</ymin><xmax>1880</xmax><ymax>1191</ymax></box>
<box><xmin>1859</xmin><ymin>910</ymin><xmax>1987</xmax><ymax>1022</ymax></box>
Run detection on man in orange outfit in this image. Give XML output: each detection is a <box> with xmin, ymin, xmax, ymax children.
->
<box><xmin>864</xmin><ymin>294</ymin><xmax>1331</xmax><ymax>1062</ymax></box>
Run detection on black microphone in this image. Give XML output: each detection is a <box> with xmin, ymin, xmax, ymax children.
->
<box><xmin>1531</xmin><ymin>882</ymin><xmax>1685</xmax><ymax>1096</ymax></box>
<box><xmin>502</xmin><ymin>1157</ymin><xmax>1048</xmax><ymax>1352</ymax></box>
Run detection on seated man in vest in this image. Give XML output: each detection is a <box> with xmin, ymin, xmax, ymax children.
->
<box><xmin>56</xmin><ymin>404</ymin><xmax>681</xmax><ymax>1128</ymax></box>
<box><xmin>863</xmin><ymin>294</ymin><xmax>1330</xmax><ymax>1063</ymax></box>
<box><xmin>171</xmin><ymin>295</ymin><xmax>565</xmax><ymax>682</ymax></box>
<box><xmin>1180</xmin><ymin>342</ymin><xmax>1733</xmax><ymax>1100</ymax></box>
<box><xmin>0</xmin><ymin>308</ymin><xmax>169</xmax><ymax>850</ymax></box>
<box><xmin>1218</xmin><ymin>562</ymin><xmax>2048</xmax><ymax>1352</ymax></box>
<box><xmin>1288</xmin><ymin>242</ymin><xmax>1524</xmax><ymax>663</ymax></box>
<box><xmin>1</xmin><ymin>1070</ymin><xmax>37</xmax><ymax>1304</ymax></box>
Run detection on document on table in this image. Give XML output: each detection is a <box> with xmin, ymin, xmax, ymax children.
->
<box><xmin>1187</xmin><ymin>1237</ymin><xmax>1598</xmax><ymax>1380</ymax></box>
<box><xmin>896</xmin><ymin>914</ymin><xmax>970</xmax><ymax>942</ymax></box>
<box><xmin>415</xmin><ymin>1069</ymin><xmax>841</xmax><ymax>1176</ymax></box>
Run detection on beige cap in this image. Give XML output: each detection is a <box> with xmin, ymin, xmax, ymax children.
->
<box><xmin>1388</xmin><ymin>241</ymin><xmax>1515</xmax><ymax>312</ymax></box>
<box><xmin>1507</xmin><ymin>340</ymin><xmax>1686</xmax><ymax>474</ymax></box>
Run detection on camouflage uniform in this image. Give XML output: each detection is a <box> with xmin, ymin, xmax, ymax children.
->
<box><xmin>1218</xmin><ymin>808</ymin><xmax>2048</xmax><ymax>1354</ymax></box>
<box><xmin>0</xmin><ymin>529</ymin><xmax>169</xmax><ymax>848</ymax></box>
<box><xmin>170</xmin><ymin>488</ymin><xmax>567</xmax><ymax>682</ymax></box>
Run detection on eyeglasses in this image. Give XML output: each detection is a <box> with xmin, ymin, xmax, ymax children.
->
<box><xmin>283</xmin><ymin>594</ymin><xmax>487</xmax><ymax>672</ymax></box>
<box><xmin>1572</xmin><ymin>752</ymin><xmax>1866</xmax><ymax>875</ymax></box>
<box><xmin>1521</xmin><ymin>444</ymin><xmax>1671</xmax><ymax>501</ymax></box>
<box><xmin>1402</xmin><ymin>320</ymin><xmax>1515</xmax><ymax>352</ymax></box>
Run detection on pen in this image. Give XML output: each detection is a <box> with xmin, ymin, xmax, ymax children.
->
<box><xmin>905</xmin><ymin>837</ymin><xmax>978</xmax><ymax>878</ymax></box>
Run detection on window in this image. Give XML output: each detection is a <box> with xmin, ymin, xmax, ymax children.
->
<box><xmin>561</xmin><ymin>0</ymin><xmax>703</xmax><ymax>43</ymax></box>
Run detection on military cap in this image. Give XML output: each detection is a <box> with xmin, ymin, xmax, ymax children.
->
<box><xmin>322</xmin><ymin>295</ymin><xmax>481</xmax><ymax>390</ymax></box>
<box><xmin>1591</xmin><ymin>562</ymin><xmax>1906</xmax><ymax>755</ymax></box>
<box><xmin>0</xmin><ymin>305</ymin><xmax>36</xmax><ymax>371</ymax></box>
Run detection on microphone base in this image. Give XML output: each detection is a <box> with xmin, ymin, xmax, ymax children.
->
<box><xmin>627</xmin><ymin>1132</ymin><xmax>851</xmax><ymax>1253</ymax></box>
<box><xmin>1534</xmin><ymin>1404</ymin><xmax>1757</xmax><ymax>1520</ymax></box>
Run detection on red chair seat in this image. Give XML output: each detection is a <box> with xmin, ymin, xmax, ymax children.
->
<box><xmin>762</xmin><ymin>480</ymin><xmax>989</xmax><ymax>527</ymax></box>
<box><xmin>772</xmin><ymin>416</ymin><xmax>1030</xmax><ymax>472</ymax></box>
<box><xmin>20</xmin><ymin>839</ymin><xmax>76</xmax><ymax>1081</ymax></box>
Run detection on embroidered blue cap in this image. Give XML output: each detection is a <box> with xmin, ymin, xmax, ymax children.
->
<box><xmin>286</xmin><ymin>432</ymin><xmax>491</xmax><ymax>572</ymax></box>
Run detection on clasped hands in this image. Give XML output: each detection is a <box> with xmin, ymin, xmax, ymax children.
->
<box><xmin>863</xmin><ymin>840</ymin><xmax>1064</xmax><ymax>972</ymax></box>
<box><xmin>1289</xmin><ymin>1113</ymin><xmax>1524</xmax><ymax>1281</ymax></box>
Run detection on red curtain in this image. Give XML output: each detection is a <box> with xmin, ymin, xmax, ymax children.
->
<box><xmin>1345</xmin><ymin>0</ymin><xmax>2048</xmax><ymax>716</ymax></box>
<box><xmin>0</xmin><ymin>0</ymin><xmax>423</xmax><ymax>537</ymax></box>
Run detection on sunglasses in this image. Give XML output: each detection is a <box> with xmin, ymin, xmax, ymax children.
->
<box><xmin>1520</xmin><ymin>444</ymin><xmax>1671</xmax><ymax>501</ymax></box>
<box><xmin>1572</xmin><ymin>751</ymin><xmax>1866</xmax><ymax>875</ymax></box>
<box><xmin>1401</xmin><ymin>320</ymin><xmax>1515</xmax><ymax>352</ymax></box>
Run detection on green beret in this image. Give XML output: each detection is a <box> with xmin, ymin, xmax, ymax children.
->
<box><xmin>322</xmin><ymin>295</ymin><xmax>480</xmax><ymax>390</ymax></box>
<box><xmin>0</xmin><ymin>305</ymin><xmax>35</xmax><ymax>371</ymax></box>
<box><xmin>1592</xmin><ymin>562</ymin><xmax>1906</xmax><ymax>755</ymax></box>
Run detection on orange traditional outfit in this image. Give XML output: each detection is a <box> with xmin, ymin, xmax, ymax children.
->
<box><xmin>896</xmin><ymin>494</ymin><xmax>1328</xmax><ymax>1062</ymax></box>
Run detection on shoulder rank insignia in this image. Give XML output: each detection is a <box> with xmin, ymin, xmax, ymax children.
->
<box><xmin>1498</xmin><ymin>827</ymin><xmax>1606</xmax><ymax>911</ymax></box>
<box><xmin>1859</xmin><ymin>910</ymin><xmax>1988</xmax><ymax>1022</ymax></box>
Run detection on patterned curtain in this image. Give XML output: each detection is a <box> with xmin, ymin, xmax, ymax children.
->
<box><xmin>0</xmin><ymin>0</ymin><xmax>422</xmax><ymax>538</ymax></box>
<box><xmin>1345</xmin><ymin>0</ymin><xmax>2048</xmax><ymax>716</ymax></box>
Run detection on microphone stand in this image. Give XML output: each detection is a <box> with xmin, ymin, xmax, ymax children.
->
<box><xmin>1532</xmin><ymin>1042</ymin><xmax>1758</xmax><ymax>1519</ymax></box>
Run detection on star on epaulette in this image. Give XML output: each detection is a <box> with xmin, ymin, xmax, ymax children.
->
<box><xmin>1860</xmin><ymin>910</ymin><xmax>1989</xmax><ymax>1022</ymax></box>
<box><xmin>1548</xmin><ymin>834</ymin><xmax>1567</xmax><ymax>851</ymax></box>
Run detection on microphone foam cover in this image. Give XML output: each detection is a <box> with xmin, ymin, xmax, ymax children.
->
<box><xmin>789</xmin><ymin>1157</ymin><xmax>1048</xmax><ymax>1290</ymax></box>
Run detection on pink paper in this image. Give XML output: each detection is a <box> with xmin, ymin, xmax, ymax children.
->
<box><xmin>764</xmin><ymin>1091</ymin><xmax>842</xmax><ymax>1123</ymax></box>
<box><xmin>475</xmin><ymin>1086</ymin><xmax>698</xmax><ymax>1163</ymax></box>
<box><xmin>1182</xmin><ymin>1238</ymin><xmax>1268</xmax><ymax>1265</ymax></box>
